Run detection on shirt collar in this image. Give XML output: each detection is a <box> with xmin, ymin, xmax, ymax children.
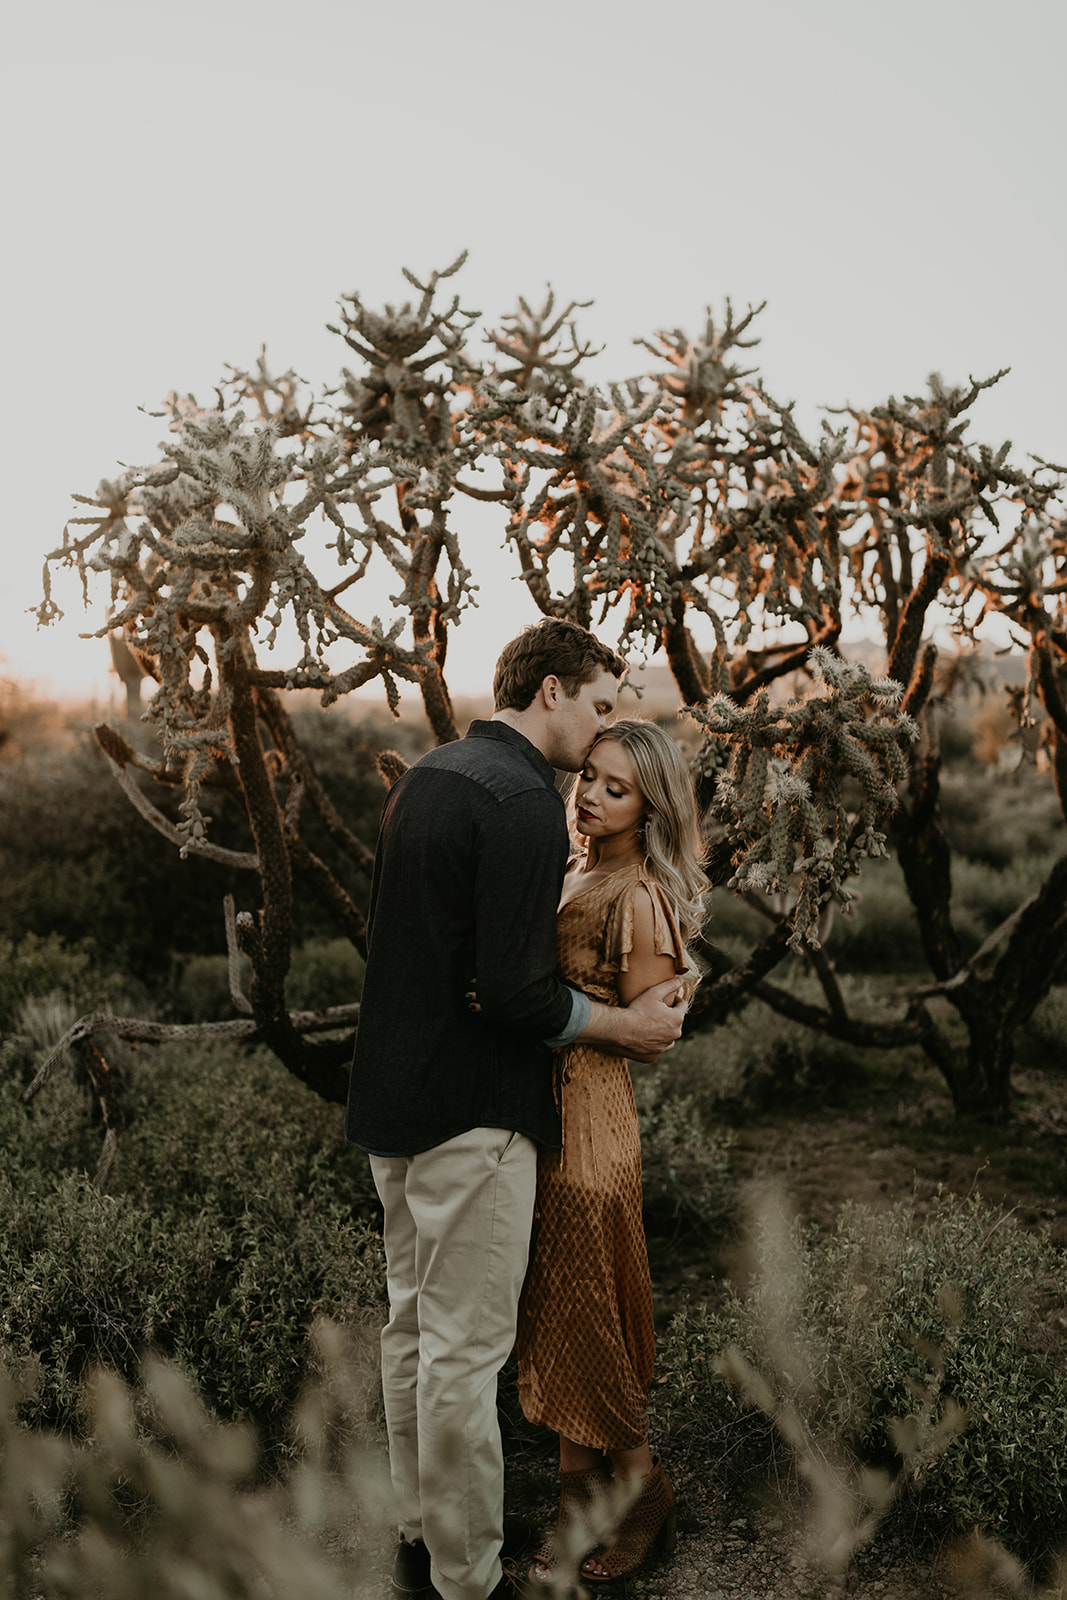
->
<box><xmin>465</xmin><ymin>718</ymin><xmax>560</xmax><ymax>788</ymax></box>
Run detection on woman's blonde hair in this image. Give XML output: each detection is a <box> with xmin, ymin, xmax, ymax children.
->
<box><xmin>586</xmin><ymin>719</ymin><xmax>708</xmax><ymax>947</ymax></box>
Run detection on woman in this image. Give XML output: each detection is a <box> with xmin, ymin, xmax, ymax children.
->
<box><xmin>515</xmin><ymin>718</ymin><xmax>708</xmax><ymax>1586</ymax></box>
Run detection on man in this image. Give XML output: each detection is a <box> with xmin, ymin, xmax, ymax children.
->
<box><xmin>347</xmin><ymin>619</ymin><xmax>686</xmax><ymax>1600</ymax></box>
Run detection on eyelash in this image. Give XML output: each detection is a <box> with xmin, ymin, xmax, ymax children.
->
<box><xmin>581</xmin><ymin>771</ymin><xmax>624</xmax><ymax>798</ymax></box>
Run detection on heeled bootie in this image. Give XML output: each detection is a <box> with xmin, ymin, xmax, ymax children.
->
<box><xmin>581</xmin><ymin>1455</ymin><xmax>677</xmax><ymax>1583</ymax></box>
<box><xmin>529</xmin><ymin>1465</ymin><xmax>613</xmax><ymax>1587</ymax></box>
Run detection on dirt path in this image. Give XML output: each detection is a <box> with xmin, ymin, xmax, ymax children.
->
<box><xmin>626</xmin><ymin>1468</ymin><xmax>1064</xmax><ymax>1600</ymax></box>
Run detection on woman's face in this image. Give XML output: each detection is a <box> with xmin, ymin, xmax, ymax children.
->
<box><xmin>575</xmin><ymin>739</ymin><xmax>646</xmax><ymax>845</ymax></box>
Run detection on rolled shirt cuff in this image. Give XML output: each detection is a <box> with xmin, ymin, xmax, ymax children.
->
<box><xmin>543</xmin><ymin>986</ymin><xmax>590</xmax><ymax>1048</ymax></box>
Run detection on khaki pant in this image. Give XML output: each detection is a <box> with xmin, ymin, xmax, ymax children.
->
<box><xmin>371</xmin><ymin>1127</ymin><xmax>537</xmax><ymax>1600</ymax></box>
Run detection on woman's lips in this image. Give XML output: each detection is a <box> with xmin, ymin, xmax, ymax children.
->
<box><xmin>577</xmin><ymin>806</ymin><xmax>597</xmax><ymax>821</ymax></box>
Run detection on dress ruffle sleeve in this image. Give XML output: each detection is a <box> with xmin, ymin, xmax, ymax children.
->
<box><xmin>601</xmin><ymin>870</ymin><xmax>688</xmax><ymax>977</ymax></box>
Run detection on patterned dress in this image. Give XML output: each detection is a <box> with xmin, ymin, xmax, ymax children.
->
<box><xmin>515</xmin><ymin>862</ymin><xmax>687</xmax><ymax>1450</ymax></box>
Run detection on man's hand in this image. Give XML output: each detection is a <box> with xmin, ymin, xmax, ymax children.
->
<box><xmin>619</xmin><ymin>976</ymin><xmax>687</xmax><ymax>1061</ymax></box>
<box><xmin>581</xmin><ymin>977</ymin><xmax>687</xmax><ymax>1062</ymax></box>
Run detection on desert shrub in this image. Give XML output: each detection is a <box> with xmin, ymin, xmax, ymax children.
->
<box><xmin>942</xmin><ymin>768</ymin><xmax>1063</xmax><ymax>863</ymax></box>
<box><xmin>0</xmin><ymin>933</ymin><xmax>118</xmax><ymax>1033</ymax></box>
<box><xmin>668</xmin><ymin>1018</ymin><xmax>754</xmax><ymax>1108</ymax></box>
<box><xmin>169</xmin><ymin>951</ymin><xmax>242</xmax><ymax>1022</ymax></box>
<box><xmin>671</xmin><ymin>1001</ymin><xmax>867</xmax><ymax>1114</ymax></box>
<box><xmin>950</xmin><ymin>850</ymin><xmax>1065</xmax><ymax>950</ymax></box>
<box><xmin>0</xmin><ymin>1324</ymin><xmax>389</xmax><ymax>1600</ymax></box>
<box><xmin>0</xmin><ymin>713</ymin><xmax>416</xmax><ymax>984</ymax></box>
<box><xmin>0</xmin><ymin>1160</ymin><xmax>385</xmax><ymax>1451</ymax></box>
<box><xmin>0</xmin><ymin>679</ymin><xmax>67</xmax><ymax>759</ymax></box>
<box><xmin>730</xmin><ymin>1027</ymin><xmax>861</xmax><ymax>1110</ymax></box>
<box><xmin>1017</xmin><ymin>986</ymin><xmax>1067</xmax><ymax>1069</ymax></box>
<box><xmin>706</xmin><ymin>859</ymin><xmax>940</xmax><ymax>978</ymax></box>
<box><xmin>172</xmin><ymin>938</ymin><xmax>365</xmax><ymax>1023</ymax></box>
<box><xmin>287</xmin><ymin>938</ymin><xmax>366</xmax><ymax>1013</ymax></box>
<box><xmin>632</xmin><ymin>1062</ymin><xmax>735</xmax><ymax>1233</ymax></box>
<box><xmin>0</xmin><ymin>739</ymin><xmax>251</xmax><ymax>977</ymax></box>
<box><xmin>1</xmin><ymin>1041</ymin><xmax>384</xmax><ymax>1452</ymax></box>
<box><xmin>104</xmin><ymin>1042</ymin><xmax>377</xmax><ymax>1219</ymax></box>
<box><xmin>0</xmin><ymin>1037</ymin><xmax>102</xmax><ymax>1178</ymax></box>
<box><xmin>939</xmin><ymin>775</ymin><xmax>1018</xmax><ymax>869</ymax></box>
<box><xmin>287</xmin><ymin>706</ymin><xmax>432</xmax><ymax>851</ymax></box>
<box><xmin>703</xmin><ymin>886</ymin><xmax>767</xmax><ymax>952</ymax></box>
<box><xmin>651</xmin><ymin>1191</ymin><xmax>1067</xmax><ymax>1567</ymax></box>
<box><xmin>822</xmin><ymin>859</ymin><xmax>928</xmax><ymax>974</ymax></box>
<box><xmin>706</xmin><ymin>766</ymin><xmax>1064</xmax><ymax>981</ymax></box>
<box><xmin>936</xmin><ymin>703</ymin><xmax>984</xmax><ymax>769</ymax></box>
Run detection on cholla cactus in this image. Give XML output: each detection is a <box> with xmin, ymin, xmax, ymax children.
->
<box><xmin>692</xmin><ymin>653</ymin><xmax>914</xmax><ymax>950</ymax></box>
<box><xmin>30</xmin><ymin>258</ymin><xmax>1067</xmax><ymax>1131</ymax></box>
<box><xmin>34</xmin><ymin>265</ymin><xmax>489</xmax><ymax>1118</ymax></box>
<box><xmin>828</xmin><ymin>377</ymin><xmax>1067</xmax><ymax>1116</ymax></box>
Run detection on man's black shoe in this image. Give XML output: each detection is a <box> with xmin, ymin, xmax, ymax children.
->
<box><xmin>391</xmin><ymin>1535</ymin><xmax>433</xmax><ymax>1599</ymax></box>
<box><xmin>499</xmin><ymin>1519</ymin><xmax>535</xmax><ymax>1564</ymax></box>
<box><xmin>390</xmin><ymin>1536</ymin><xmax>431</xmax><ymax>1600</ymax></box>
<box><xmin>391</xmin><ymin>1520</ymin><xmax>534</xmax><ymax>1598</ymax></box>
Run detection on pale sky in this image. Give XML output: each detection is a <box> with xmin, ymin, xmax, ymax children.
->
<box><xmin>2</xmin><ymin>0</ymin><xmax>1064</xmax><ymax>709</ymax></box>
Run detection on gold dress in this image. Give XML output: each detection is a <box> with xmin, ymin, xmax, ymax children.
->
<box><xmin>516</xmin><ymin>862</ymin><xmax>687</xmax><ymax>1450</ymax></box>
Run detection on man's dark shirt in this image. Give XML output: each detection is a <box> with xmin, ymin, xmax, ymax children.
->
<box><xmin>346</xmin><ymin>720</ymin><xmax>574</xmax><ymax>1157</ymax></box>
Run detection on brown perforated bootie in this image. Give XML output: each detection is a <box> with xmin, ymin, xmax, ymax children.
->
<box><xmin>581</xmin><ymin>1454</ymin><xmax>677</xmax><ymax>1583</ymax></box>
<box><xmin>529</xmin><ymin>1465</ymin><xmax>613</xmax><ymax>1587</ymax></box>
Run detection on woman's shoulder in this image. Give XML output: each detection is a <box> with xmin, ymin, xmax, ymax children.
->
<box><xmin>600</xmin><ymin>864</ymin><xmax>687</xmax><ymax>968</ymax></box>
<box><xmin>632</xmin><ymin>861</ymin><xmax>675</xmax><ymax>905</ymax></box>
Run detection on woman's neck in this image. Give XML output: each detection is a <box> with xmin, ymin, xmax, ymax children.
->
<box><xmin>581</xmin><ymin>835</ymin><xmax>643</xmax><ymax>875</ymax></box>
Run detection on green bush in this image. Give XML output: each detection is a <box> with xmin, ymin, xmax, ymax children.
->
<box><xmin>169</xmin><ymin>951</ymin><xmax>242</xmax><ymax>1022</ymax></box>
<box><xmin>1</xmin><ymin>1040</ymin><xmax>385</xmax><ymax>1453</ymax></box>
<box><xmin>940</xmin><ymin>769</ymin><xmax>1063</xmax><ymax>868</ymax></box>
<box><xmin>1017</xmin><ymin>985</ymin><xmax>1067</xmax><ymax>1068</ymax></box>
<box><xmin>703</xmin><ymin>885</ymin><xmax>767</xmax><ymax>950</ymax></box>
<box><xmin>670</xmin><ymin>1000</ymin><xmax>868</xmax><ymax>1113</ymax></box>
<box><xmin>0</xmin><ymin>932</ymin><xmax>118</xmax><ymax>1033</ymax></box>
<box><xmin>0</xmin><ymin>1036</ymin><xmax>103</xmax><ymax>1177</ymax></box>
<box><xmin>709</xmin><ymin>858</ymin><xmax>933</xmax><ymax>978</ymax></box>
<box><xmin>171</xmin><ymin>938</ymin><xmax>365</xmax><ymax>1023</ymax></box>
<box><xmin>706</xmin><ymin>764</ymin><xmax>1064</xmax><ymax>980</ymax></box>
<box><xmin>650</xmin><ymin>1190</ymin><xmax>1067</xmax><ymax>1567</ymax></box>
<box><xmin>939</xmin><ymin>775</ymin><xmax>1018</xmax><ymax>869</ymax></box>
<box><xmin>822</xmin><ymin>859</ymin><xmax>928</xmax><ymax>974</ymax></box>
<box><xmin>950</xmin><ymin>850</ymin><xmax>1065</xmax><ymax>950</ymax></box>
<box><xmin>633</xmin><ymin>1062</ymin><xmax>735</xmax><ymax>1232</ymax></box>
<box><xmin>0</xmin><ymin>712</ymin><xmax>423</xmax><ymax>984</ymax></box>
<box><xmin>0</xmin><ymin>739</ymin><xmax>251</xmax><ymax>977</ymax></box>
<box><xmin>287</xmin><ymin>937</ymin><xmax>366</xmax><ymax>1013</ymax></box>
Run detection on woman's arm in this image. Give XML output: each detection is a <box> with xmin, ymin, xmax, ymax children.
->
<box><xmin>571</xmin><ymin>884</ymin><xmax>685</xmax><ymax>1060</ymax></box>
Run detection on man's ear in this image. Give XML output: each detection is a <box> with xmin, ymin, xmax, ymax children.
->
<box><xmin>540</xmin><ymin>673</ymin><xmax>562</xmax><ymax>708</ymax></box>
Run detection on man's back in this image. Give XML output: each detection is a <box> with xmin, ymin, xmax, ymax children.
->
<box><xmin>346</xmin><ymin>720</ymin><xmax>573</xmax><ymax>1157</ymax></box>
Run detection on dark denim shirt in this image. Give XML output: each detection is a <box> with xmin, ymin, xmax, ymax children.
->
<box><xmin>345</xmin><ymin>720</ymin><xmax>574</xmax><ymax>1157</ymax></box>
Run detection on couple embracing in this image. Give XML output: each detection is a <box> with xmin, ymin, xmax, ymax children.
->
<box><xmin>347</xmin><ymin>619</ymin><xmax>707</xmax><ymax>1600</ymax></box>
